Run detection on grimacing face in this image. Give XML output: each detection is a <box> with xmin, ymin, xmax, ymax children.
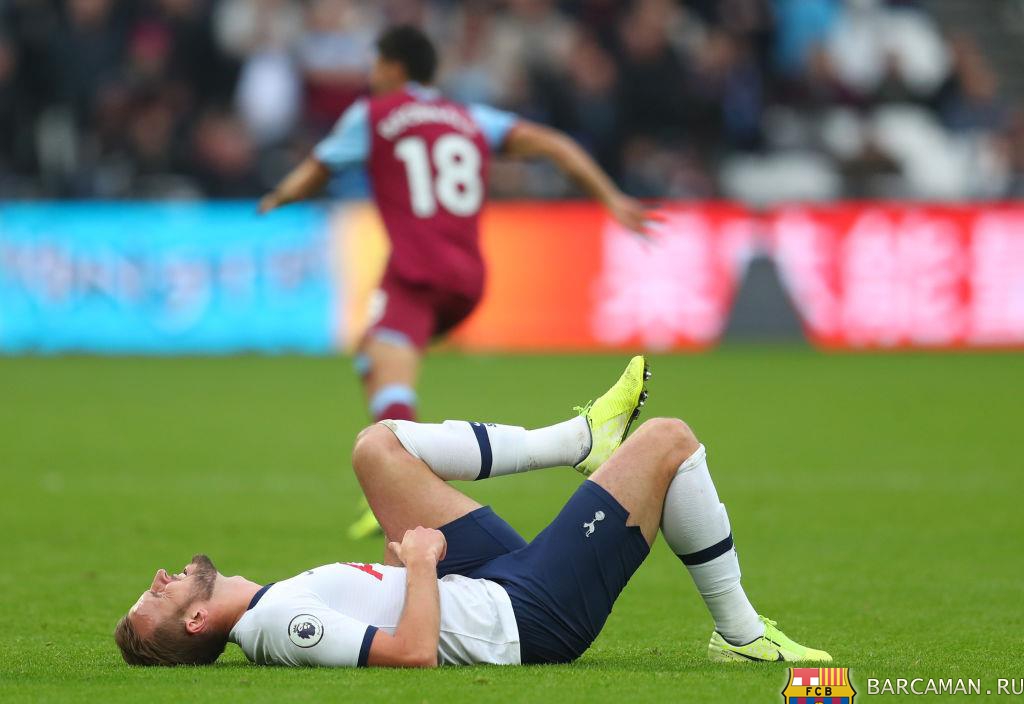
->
<box><xmin>128</xmin><ymin>554</ymin><xmax>219</xmax><ymax>637</ymax></box>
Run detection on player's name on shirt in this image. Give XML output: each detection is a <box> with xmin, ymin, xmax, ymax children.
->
<box><xmin>377</xmin><ymin>102</ymin><xmax>479</xmax><ymax>140</ymax></box>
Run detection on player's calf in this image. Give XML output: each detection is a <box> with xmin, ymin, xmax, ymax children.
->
<box><xmin>639</xmin><ymin>424</ymin><xmax>832</xmax><ymax>660</ymax></box>
<box><xmin>371</xmin><ymin>356</ymin><xmax>649</xmax><ymax>485</ymax></box>
<box><xmin>591</xmin><ymin>415</ymin><xmax>767</xmax><ymax>648</ymax></box>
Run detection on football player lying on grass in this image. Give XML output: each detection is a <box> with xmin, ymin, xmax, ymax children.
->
<box><xmin>115</xmin><ymin>357</ymin><xmax>831</xmax><ymax>667</ymax></box>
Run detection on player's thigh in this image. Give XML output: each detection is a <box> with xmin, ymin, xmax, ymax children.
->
<box><xmin>432</xmin><ymin>290</ymin><xmax>480</xmax><ymax>339</ymax></box>
<box><xmin>360</xmin><ymin>279</ymin><xmax>435</xmax><ymax>392</ymax></box>
<box><xmin>351</xmin><ymin>424</ymin><xmax>482</xmax><ymax>540</ymax></box>
<box><xmin>589</xmin><ymin>418</ymin><xmax>699</xmax><ymax>543</ymax></box>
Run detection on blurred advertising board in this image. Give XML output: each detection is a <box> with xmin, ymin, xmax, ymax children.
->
<box><xmin>0</xmin><ymin>203</ymin><xmax>339</xmax><ymax>353</ymax></box>
<box><xmin>453</xmin><ymin>202</ymin><xmax>757</xmax><ymax>351</ymax></box>
<box><xmin>337</xmin><ymin>201</ymin><xmax>758</xmax><ymax>352</ymax></box>
<box><xmin>2</xmin><ymin>201</ymin><xmax>1023</xmax><ymax>353</ymax></box>
<box><xmin>767</xmin><ymin>205</ymin><xmax>1024</xmax><ymax>348</ymax></box>
<box><xmin>342</xmin><ymin>202</ymin><xmax>1024</xmax><ymax>351</ymax></box>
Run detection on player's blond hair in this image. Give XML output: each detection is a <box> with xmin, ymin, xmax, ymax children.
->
<box><xmin>114</xmin><ymin>611</ymin><xmax>227</xmax><ymax>666</ymax></box>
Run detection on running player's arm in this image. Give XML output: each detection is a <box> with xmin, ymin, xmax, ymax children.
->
<box><xmin>502</xmin><ymin>121</ymin><xmax>653</xmax><ymax>235</ymax></box>
<box><xmin>257</xmin><ymin>158</ymin><xmax>330</xmax><ymax>214</ymax></box>
<box><xmin>470</xmin><ymin>103</ymin><xmax>653</xmax><ymax>235</ymax></box>
<box><xmin>366</xmin><ymin>527</ymin><xmax>446</xmax><ymax>668</ymax></box>
<box><xmin>259</xmin><ymin>99</ymin><xmax>370</xmax><ymax>214</ymax></box>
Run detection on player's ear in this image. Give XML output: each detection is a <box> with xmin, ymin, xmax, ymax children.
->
<box><xmin>185</xmin><ymin>607</ymin><xmax>209</xmax><ymax>635</ymax></box>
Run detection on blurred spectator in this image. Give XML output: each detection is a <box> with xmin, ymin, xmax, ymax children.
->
<box><xmin>939</xmin><ymin>34</ymin><xmax>1011</xmax><ymax>134</ymax></box>
<box><xmin>614</xmin><ymin>0</ymin><xmax>689</xmax><ymax>144</ymax></box>
<box><xmin>50</xmin><ymin>0</ymin><xmax>125</xmax><ymax>123</ymax></box>
<box><xmin>770</xmin><ymin>0</ymin><xmax>840</xmax><ymax>79</ymax></box>
<box><xmin>0</xmin><ymin>33</ymin><xmax>19</xmax><ymax>175</ymax></box>
<box><xmin>0</xmin><ymin>0</ymin><xmax>1020</xmax><ymax>202</ymax></box>
<box><xmin>689</xmin><ymin>30</ymin><xmax>766</xmax><ymax>151</ymax></box>
<box><xmin>491</xmin><ymin>0</ymin><xmax>578</xmax><ymax>99</ymax></box>
<box><xmin>214</xmin><ymin>0</ymin><xmax>303</xmax><ymax>58</ymax></box>
<box><xmin>560</xmin><ymin>33</ymin><xmax>620</xmax><ymax>167</ymax></box>
<box><xmin>191</xmin><ymin>108</ymin><xmax>261</xmax><ymax>196</ymax></box>
<box><xmin>1001</xmin><ymin>110</ymin><xmax>1024</xmax><ymax>197</ymax></box>
<box><xmin>437</xmin><ymin>2</ymin><xmax>504</xmax><ymax>106</ymax></box>
<box><xmin>157</xmin><ymin>0</ymin><xmax>237</xmax><ymax>104</ymax></box>
<box><xmin>296</xmin><ymin>0</ymin><xmax>375</xmax><ymax>128</ymax></box>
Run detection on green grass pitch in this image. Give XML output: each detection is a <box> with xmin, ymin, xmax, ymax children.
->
<box><xmin>2</xmin><ymin>349</ymin><xmax>1022</xmax><ymax>703</ymax></box>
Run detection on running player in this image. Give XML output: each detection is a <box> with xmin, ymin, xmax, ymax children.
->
<box><xmin>258</xmin><ymin>26</ymin><xmax>653</xmax><ymax>537</ymax></box>
<box><xmin>115</xmin><ymin>357</ymin><xmax>831</xmax><ymax>667</ymax></box>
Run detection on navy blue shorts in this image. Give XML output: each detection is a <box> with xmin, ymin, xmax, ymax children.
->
<box><xmin>436</xmin><ymin>481</ymin><xmax>650</xmax><ymax>664</ymax></box>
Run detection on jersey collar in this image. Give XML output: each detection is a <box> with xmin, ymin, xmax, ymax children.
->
<box><xmin>406</xmin><ymin>82</ymin><xmax>441</xmax><ymax>100</ymax></box>
<box><xmin>247</xmin><ymin>583</ymin><xmax>275</xmax><ymax>610</ymax></box>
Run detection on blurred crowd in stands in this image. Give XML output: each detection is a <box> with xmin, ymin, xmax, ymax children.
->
<box><xmin>3</xmin><ymin>0</ymin><xmax>1024</xmax><ymax>202</ymax></box>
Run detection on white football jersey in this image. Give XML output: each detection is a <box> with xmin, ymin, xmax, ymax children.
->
<box><xmin>228</xmin><ymin>562</ymin><xmax>521</xmax><ymax>667</ymax></box>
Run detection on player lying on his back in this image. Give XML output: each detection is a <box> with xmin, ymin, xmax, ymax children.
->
<box><xmin>257</xmin><ymin>25</ymin><xmax>655</xmax><ymax>539</ymax></box>
<box><xmin>115</xmin><ymin>357</ymin><xmax>831</xmax><ymax>667</ymax></box>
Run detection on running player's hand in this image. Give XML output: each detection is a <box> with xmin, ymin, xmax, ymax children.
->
<box><xmin>608</xmin><ymin>194</ymin><xmax>659</xmax><ymax>238</ymax></box>
<box><xmin>388</xmin><ymin>527</ymin><xmax>447</xmax><ymax>567</ymax></box>
<box><xmin>257</xmin><ymin>192</ymin><xmax>282</xmax><ymax>215</ymax></box>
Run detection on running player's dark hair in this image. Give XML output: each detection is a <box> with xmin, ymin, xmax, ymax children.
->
<box><xmin>376</xmin><ymin>25</ymin><xmax>438</xmax><ymax>84</ymax></box>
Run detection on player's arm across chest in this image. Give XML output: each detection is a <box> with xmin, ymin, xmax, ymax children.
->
<box><xmin>367</xmin><ymin>528</ymin><xmax>446</xmax><ymax>668</ymax></box>
<box><xmin>366</xmin><ymin>557</ymin><xmax>441</xmax><ymax>668</ymax></box>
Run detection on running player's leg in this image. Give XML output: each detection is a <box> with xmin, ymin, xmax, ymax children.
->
<box><xmin>360</xmin><ymin>335</ymin><xmax>420</xmax><ymax>422</ymax></box>
<box><xmin>431</xmin><ymin>289</ymin><xmax>477</xmax><ymax>340</ymax></box>
<box><xmin>349</xmin><ymin>335</ymin><xmax>423</xmax><ymax>540</ymax></box>
<box><xmin>356</xmin><ymin>273</ymin><xmax>435</xmax><ymax>423</ymax></box>
<box><xmin>348</xmin><ymin>277</ymin><xmax>432</xmax><ymax>539</ymax></box>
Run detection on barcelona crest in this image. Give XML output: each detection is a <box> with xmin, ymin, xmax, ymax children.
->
<box><xmin>782</xmin><ymin>668</ymin><xmax>856</xmax><ymax>704</ymax></box>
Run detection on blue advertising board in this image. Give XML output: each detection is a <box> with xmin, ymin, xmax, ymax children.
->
<box><xmin>0</xmin><ymin>202</ymin><xmax>339</xmax><ymax>354</ymax></box>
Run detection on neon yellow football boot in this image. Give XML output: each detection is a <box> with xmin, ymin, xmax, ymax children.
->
<box><xmin>708</xmin><ymin>616</ymin><xmax>832</xmax><ymax>662</ymax></box>
<box><xmin>573</xmin><ymin>355</ymin><xmax>650</xmax><ymax>477</ymax></box>
<box><xmin>347</xmin><ymin>497</ymin><xmax>382</xmax><ymax>540</ymax></box>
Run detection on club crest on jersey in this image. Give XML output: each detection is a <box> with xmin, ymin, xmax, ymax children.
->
<box><xmin>782</xmin><ymin>668</ymin><xmax>856</xmax><ymax>704</ymax></box>
<box><xmin>582</xmin><ymin>510</ymin><xmax>605</xmax><ymax>537</ymax></box>
<box><xmin>288</xmin><ymin>614</ymin><xmax>325</xmax><ymax>648</ymax></box>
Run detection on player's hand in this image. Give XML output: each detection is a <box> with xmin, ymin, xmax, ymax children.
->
<box><xmin>257</xmin><ymin>192</ymin><xmax>282</xmax><ymax>215</ymax></box>
<box><xmin>388</xmin><ymin>527</ymin><xmax>447</xmax><ymax>567</ymax></box>
<box><xmin>608</xmin><ymin>194</ymin><xmax>660</xmax><ymax>238</ymax></box>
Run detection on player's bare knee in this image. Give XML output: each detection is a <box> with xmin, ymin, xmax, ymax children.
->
<box><xmin>638</xmin><ymin>417</ymin><xmax>700</xmax><ymax>466</ymax></box>
<box><xmin>351</xmin><ymin>424</ymin><xmax>402</xmax><ymax>479</ymax></box>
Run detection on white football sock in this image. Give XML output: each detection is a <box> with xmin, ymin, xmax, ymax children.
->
<box><xmin>383</xmin><ymin>417</ymin><xmax>591</xmax><ymax>481</ymax></box>
<box><xmin>660</xmin><ymin>444</ymin><xmax>764</xmax><ymax>645</ymax></box>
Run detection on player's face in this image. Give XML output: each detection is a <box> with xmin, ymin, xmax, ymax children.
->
<box><xmin>128</xmin><ymin>554</ymin><xmax>219</xmax><ymax>636</ymax></box>
<box><xmin>370</xmin><ymin>56</ymin><xmax>406</xmax><ymax>95</ymax></box>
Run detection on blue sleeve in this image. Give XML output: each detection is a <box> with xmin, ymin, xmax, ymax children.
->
<box><xmin>468</xmin><ymin>103</ymin><xmax>520</xmax><ymax>151</ymax></box>
<box><xmin>314</xmin><ymin>99</ymin><xmax>370</xmax><ymax>171</ymax></box>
